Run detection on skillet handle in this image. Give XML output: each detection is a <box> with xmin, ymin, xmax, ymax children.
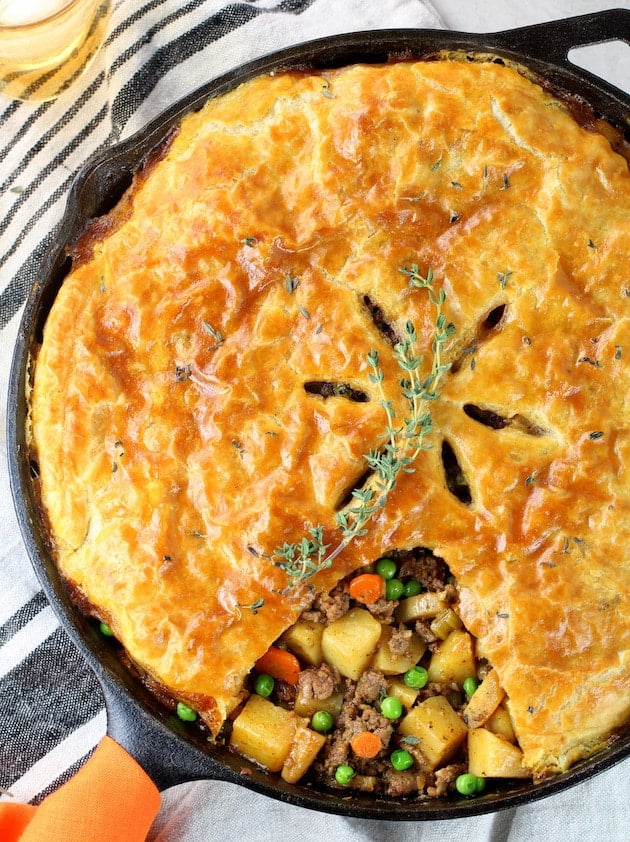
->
<box><xmin>100</xmin><ymin>675</ymin><xmax>231</xmax><ymax>792</ymax></box>
<box><xmin>489</xmin><ymin>9</ymin><xmax>630</xmax><ymax>66</ymax></box>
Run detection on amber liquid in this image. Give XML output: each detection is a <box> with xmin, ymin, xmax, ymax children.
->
<box><xmin>0</xmin><ymin>0</ymin><xmax>111</xmax><ymax>102</ymax></box>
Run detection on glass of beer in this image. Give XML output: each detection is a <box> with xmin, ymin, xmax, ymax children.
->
<box><xmin>0</xmin><ymin>0</ymin><xmax>111</xmax><ymax>102</ymax></box>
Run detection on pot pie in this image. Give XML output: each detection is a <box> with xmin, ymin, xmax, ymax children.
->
<box><xmin>30</xmin><ymin>57</ymin><xmax>630</xmax><ymax>790</ymax></box>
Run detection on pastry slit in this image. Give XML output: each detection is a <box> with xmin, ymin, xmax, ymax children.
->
<box><xmin>362</xmin><ymin>294</ymin><xmax>401</xmax><ymax>347</ymax></box>
<box><xmin>450</xmin><ymin>303</ymin><xmax>507</xmax><ymax>374</ymax></box>
<box><xmin>303</xmin><ymin>381</ymin><xmax>370</xmax><ymax>403</ymax></box>
<box><xmin>463</xmin><ymin>404</ymin><xmax>548</xmax><ymax>437</ymax></box>
<box><xmin>441</xmin><ymin>439</ymin><xmax>472</xmax><ymax>505</ymax></box>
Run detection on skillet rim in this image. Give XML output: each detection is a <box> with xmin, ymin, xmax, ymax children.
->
<box><xmin>7</xmin><ymin>10</ymin><xmax>630</xmax><ymax>820</ymax></box>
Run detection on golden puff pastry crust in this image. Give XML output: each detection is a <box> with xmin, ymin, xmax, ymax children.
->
<box><xmin>31</xmin><ymin>58</ymin><xmax>630</xmax><ymax>776</ymax></box>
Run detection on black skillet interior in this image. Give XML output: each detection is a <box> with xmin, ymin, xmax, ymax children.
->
<box><xmin>7</xmin><ymin>8</ymin><xmax>630</xmax><ymax>821</ymax></box>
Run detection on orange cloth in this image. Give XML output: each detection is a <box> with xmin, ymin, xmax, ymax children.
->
<box><xmin>0</xmin><ymin>736</ymin><xmax>161</xmax><ymax>841</ymax></box>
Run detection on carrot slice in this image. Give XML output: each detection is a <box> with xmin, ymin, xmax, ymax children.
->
<box><xmin>350</xmin><ymin>730</ymin><xmax>383</xmax><ymax>759</ymax></box>
<box><xmin>255</xmin><ymin>646</ymin><xmax>301</xmax><ymax>685</ymax></box>
<box><xmin>348</xmin><ymin>572</ymin><xmax>385</xmax><ymax>604</ymax></box>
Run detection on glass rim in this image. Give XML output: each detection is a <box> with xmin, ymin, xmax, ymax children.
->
<box><xmin>0</xmin><ymin>0</ymin><xmax>89</xmax><ymax>32</ymax></box>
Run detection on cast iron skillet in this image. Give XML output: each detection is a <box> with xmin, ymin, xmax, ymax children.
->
<box><xmin>7</xmin><ymin>9</ymin><xmax>630</xmax><ymax>821</ymax></box>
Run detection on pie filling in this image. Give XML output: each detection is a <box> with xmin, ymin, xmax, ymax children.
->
<box><xmin>29</xmin><ymin>56</ymin><xmax>630</xmax><ymax>797</ymax></box>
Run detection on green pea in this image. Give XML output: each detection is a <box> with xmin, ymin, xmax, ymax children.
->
<box><xmin>455</xmin><ymin>773</ymin><xmax>485</xmax><ymax>796</ymax></box>
<box><xmin>385</xmin><ymin>578</ymin><xmax>404</xmax><ymax>600</ymax></box>
<box><xmin>403</xmin><ymin>665</ymin><xmax>428</xmax><ymax>689</ymax></box>
<box><xmin>455</xmin><ymin>773</ymin><xmax>477</xmax><ymax>796</ymax></box>
<box><xmin>99</xmin><ymin>622</ymin><xmax>114</xmax><ymax>637</ymax></box>
<box><xmin>335</xmin><ymin>764</ymin><xmax>355</xmax><ymax>786</ymax></box>
<box><xmin>390</xmin><ymin>749</ymin><xmax>414</xmax><ymax>771</ymax></box>
<box><xmin>403</xmin><ymin>579</ymin><xmax>423</xmax><ymax>597</ymax></box>
<box><xmin>311</xmin><ymin>710</ymin><xmax>334</xmax><ymax>733</ymax></box>
<box><xmin>463</xmin><ymin>676</ymin><xmax>478</xmax><ymax>699</ymax></box>
<box><xmin>176</xmin><ymin>702</ymin><xmax>198</xmax><ymax>722</ymax></box>
<box><xmin>375</xmin><ymin>558</ymin><xmax>398</xmax><ymax>580</ymax></box>
<box><xmin>380</xmin><ymin>695</ymin><xmax>403</xmax><ymax>720</ymax></box>
<box><xmin>254</xmin><ymin>673</ymin><xmax>275</xmax><ymax>698</ymax></box>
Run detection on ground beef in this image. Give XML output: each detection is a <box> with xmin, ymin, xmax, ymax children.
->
<box><xmin>442</xmin><ymin>583</ymin><xmax>459</xmax><ymax>605</ymax></box>
<box><xmin>399</xmin><ymin>551</ymin><xmax>450</xmax><ymax>591</ymax></box>
<box><xmin>405</xmin><ymin>742</ymin><xmax>433</xmax><ymax>773</ymax></box>
<box><xmin>296</xmin><ymin>662</ymin><xmax>340</xmax><ymax>703</ymax></box>
<box><xmin>316</xmin><ymin>708</ymin><xmax>394</xmax><ymax>783</ymax></box>
<box><xmin>352</xmin><ymin>669</ymin><xmax>388</xmax><ymax>705</ymax></box>
<box><xmin>288</xmin><ymin>553</ymin><xmax>474</xmax><ymax>799</ymax></box>
<box><xmin>359</xmin><ymin>706</ymin><xmax>393</xmax><ymax>746</ymax></box>
<box><xmin>388</xmin><ymin>623</ymin><xmax>413</xmax><ymax>657</ymax></box>
<box><xmin>315</xmin><ymin>586</ymin><xmax>351</xmax><ymax>623</ymax></box>
<box><xmin>427</xmin><ymin>763</ymin><xmax>466</xmax><ymax>798</ymax></box>
<box><xmin>316</xmin><ymin>731</ymin><xmax>350</xmax><ymax>779</ymax></box>
<box><xmin>274</xmin><ymin>679</ymin><xmax>296</xmax><ymax>705</ymax></box>
<box><xmin>382</xmin><ymin>768</ymin><xmax>418</xmax><ymax>797</ymax></box>
<box><xmin>414</xmin><ymin>618</ymin><xmax>439</xmax><ymax>645</ymax></box>
<box><xmin>366</xmin><ymin>597</ymin><xmax>397</xmax><ymax>622</ymax></box>
<box><xmin>418</xmin><ymin>681</ymin><xmax>464</xmax><ymax>712</ymax></box>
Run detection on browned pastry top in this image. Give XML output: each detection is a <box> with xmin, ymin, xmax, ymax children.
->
<box><xmin>31</xmin><ymin>58</ymin><xmax>630</xmax><ymax>777</ymax></box>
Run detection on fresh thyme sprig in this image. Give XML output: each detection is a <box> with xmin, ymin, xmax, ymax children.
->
<box><xmin>273</xmin><ymin>526</ymin><xmax>332</xmax><ymax>590</ymax></box>
<box><xmin>272</xmin><ymin>265</ymin><xmax>454</xmax><ymax>591</ymax></box>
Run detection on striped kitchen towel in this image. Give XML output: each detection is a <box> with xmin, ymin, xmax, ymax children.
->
<box><xmin>0</xmin><ymin>0</ymin><xmax>443</xmax><ymax>809</ymax></box>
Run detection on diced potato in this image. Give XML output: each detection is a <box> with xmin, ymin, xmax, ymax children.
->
<box><xmin>281</xmin><ymin>620</ymin><xmax>324</xmax><ymax>666</ymax></box>
<box><xmin>467</xmin><ymin>727</ymin><xmax>530</xmax><ymax>778</ymax></box>
<box><xmin>230</xmin><ymin>695</ymin><xmax>297</xmax><ymax>772</ymax></box>
<box><xmin>430</xmin><ymin>607</ymin><xmax>463</xmax><ymax>640</ymax></box>
<box><xmin>427</xmin><ymin>629</ymin><xmax>476</xmax><ymax>685</ymax></box>
<box><xmin>371</xmin><ymin>625</ymin><xmax>427</xmax><ymax>675</ymax></box>
<box><xmin>321</xmin><ymin>607</ymin><xmax>381</xmax><ymax>680</ymax></box>
<box><xmin>293</xmin><ymin>690</ymin><xmax>344</xmax><ymax>720</ymax></box>
<box><xmin>398</xmin><ymin>695</ymin><xmax>468</xmax><ymax>770</ymax></box>
<box><xmin>351</xmin><ymin>775</ymin><xmax>378</xmax><ymax>792</ymax></box>
<box><xmin>386</xmin><ymin>677</ymin><xmax>418</xmax><ymax>710</ymax></box>
<box><xmin>463</xmin><ymin>668</ymin><xmax>506</xmax><ymax>729</ymax></box>
<box><xmin>486</xmin><ymin>703</ymin><xmax>517</xmax><ymax>743</ymax></box>
<box><xmin>281</xmin><ymin>722</ymin><xmax>327</xmax><ymax>784</ymax></box>
<box><xmin>397</xmin><ymin>590</ymin><xmax>450</xmax><ymax>623</ymax></box>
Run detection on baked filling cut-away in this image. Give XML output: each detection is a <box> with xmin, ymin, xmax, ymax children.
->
<box><xmin>30</xmin><ymin>57</ymin><xmax>630</xmax><ymax>781</ymax></box>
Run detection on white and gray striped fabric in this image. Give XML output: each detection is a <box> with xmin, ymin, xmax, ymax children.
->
<box><xmin>0</xmin><ymin>0</ymin><xmax>443</xmax><ymax>811</ymax></box>
<box><xmin>2</xmin><ymin>2</ymin><xmax>630</xmax><ymax>840</ymax></box>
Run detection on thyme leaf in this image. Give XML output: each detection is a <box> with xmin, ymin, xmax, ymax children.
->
<box><xmin>285</xmin><ymin>274</ymin><xmax>300</xmax><ymax>294</ymax></box>
<box><xmin>202</xmin><ymin>321</ymin><xmax>224</xmax><ymax>345</ymax></box>
<box><xmin>237</xmin><ymin>597</ymin><xmax>265</xmax><ymax>612</ymax></box>
<box><xmin>273</xmin><ymin>265</ymin><xmax>454</xmax><ymax>590</ymax></box>
<box><xmin>231</xmin><ymin>438</ymin><xmax>245</xmax><ymax>457</ymax></box>
<box><xmin>578</xmin><ymin>356</ymin><xmax>602</xmax><ymax>368</ymax></box>
<box><xmin>175</xmin><ymin>364</ymin><xmax>191</xmax><ymax>382</ymax></box>
<box><xmin>402</xmin><ymin>191</ymin><xmax>426</xmax><ymax>203</ymax></box>
<box><xmin>273</xmin><ymin>526</ymin><xmax>332</xmax><ymax>590</ymax></box>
